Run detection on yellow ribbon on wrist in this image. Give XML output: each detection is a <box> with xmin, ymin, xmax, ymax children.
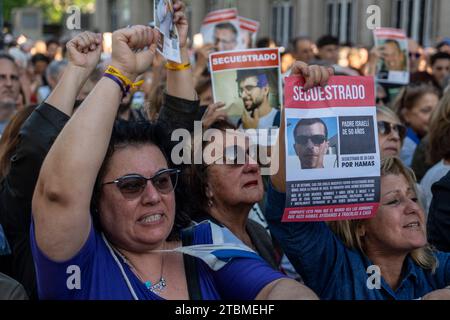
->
<box><xmin>165</xmin><ymin>61</ymin><xmax>191</xmax><ymax>71</ymax></box>
<box><xmin>104</xmin><ymin>65</ymin><xmax>144</xmax><ymax>92</ymax></box>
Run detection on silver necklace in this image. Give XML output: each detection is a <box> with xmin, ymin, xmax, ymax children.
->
<box><xmin>108</xmin><ymin>238</ymin><xmax>167</xmax><ymax>294</ymax></box>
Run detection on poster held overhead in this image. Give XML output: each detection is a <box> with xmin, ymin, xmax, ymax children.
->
<box><xmin>209</xmin><ymin>48</ymin><xmax>282</xmax><ymax>146</ymax></box>
<box><xmin>154</xmin><ymin>0</ymin><xmax>182</xmax><ymax>63</ymax></box>
<box><xmin>201</xmin><ymin>8</ymin><xmax>241</xmax><ymax>52</ymax></box>
<box><xmin>373</xmin><ymin>28</ymin><xmax>409</xmax><ymax>85</ymax></box>
<box><xmin>238</xmin><ymin>16</ymin><xmax>260</xmax><ymax>49</ymax></box>
<box><xmin>283</xmin><ymin>76</ymin><xmax>381</xmax><ymax>222</ymax></box>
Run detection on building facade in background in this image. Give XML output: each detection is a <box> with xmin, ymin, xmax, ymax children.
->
<box><xmin>94</xmin><ymin>0</ymin><xmax>450</xmax><ymax>49</ymax></box>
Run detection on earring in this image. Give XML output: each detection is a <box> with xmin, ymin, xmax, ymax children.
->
<box><xmin>207</xmin><ymin>198</ymin><xmax>213</xmax><ymax>208</ymax></box>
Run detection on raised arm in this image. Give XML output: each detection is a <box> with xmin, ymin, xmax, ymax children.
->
<box><xmin>271</xmin><ymin>62</ymin><xmax>332</xmax><ymax>192</ymax></box>
<box><xmin>32</xmin><ymin>26</ymin><xmax>159</xmax><ymax>261</ymax></box>
<box><xmin>1</xmin><ymin>32</ymin><xmax>103</xmax><ymax>234</ymax></box>
<box><xmin>45</xmin><ymin>31</ymin><xmax>103</xmax><ymax>116</ymax></box>
<box><xmin>266</xmin><ymin>63</ymin><xmax>348</xmax><ymax>296</ymax></box>
<box><xmin>256</xmin><ymin>278</ymin><xmax>318</xmax><ymax>300</ymax></box>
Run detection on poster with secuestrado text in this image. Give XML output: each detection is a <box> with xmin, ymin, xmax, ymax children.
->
<box><xmin>374</xmin><ymin>28</ymin><xmax>409</xmax><ymax>85</ymax></box>
<box><xmin>200</xmin><ymin>8</ymin><xmax>242</xmax><ymax>52</ymax></box>
<box><xmin>154</xmin><ymin>0</ymin><xmax>181</xmax><ymax>63</ymax></box>
<box><xmin>283</xmin><ymin>76</ymin><xmax>380</xmax><ymax>222</ymax></box>
<box><xmin>210</xmin><ymin>48</ymin><xmax>282</xmax><ymax>146</ymax></box>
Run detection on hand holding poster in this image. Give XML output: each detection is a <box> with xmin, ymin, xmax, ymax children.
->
<box><xmin>373</xmin><ymin>28</ymin><xmax>409</xmax><ymax>85</ymax></box>
<box><xmin>209</xmin><ymin>48</ymin><xmax>282</xmax><ymax>145</ymax></box>
<box><xmin>154</xmin><ymin>0</ymin><xmax>181</xmax><ymax>63</ymax></box>
<box><xmin>283</xmin><ymin>76</ymin><xmax>380</xmax><ymax>222</ymax></box>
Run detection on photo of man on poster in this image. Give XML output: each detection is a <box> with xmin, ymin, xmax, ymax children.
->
<box><xmin>214</xmin><ymin>22</ymin><xmax>239</xmax><ymax>51</ymax></box>
<box><xmin>380</xmin><ymin>39</ymin><xmax>407</xmax><ymax>72</ymax></box>
<box><xmin>156</xmin><ymin>0</ymin><xmax>175</xmax><ymax>38</ymax></box>
<box><xmin>293</xmin><ymin>118</ymin><xmax>330</xmax><ymax>169</ymax></box>
<box><xmin>236</xmin><ymin>69</ymin><xmax>280</xmax><ymax>129</ymax></box>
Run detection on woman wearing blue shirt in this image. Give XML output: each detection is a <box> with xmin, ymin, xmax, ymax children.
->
<box><xmin>266</xmin><ymin>109</ymin><xmax>450</xmax><ymax>300</ymax></box>
<box><xmin>30</xmin><ymin>19</ymin><xmax>325</xmax><ymax>300</ymax></box>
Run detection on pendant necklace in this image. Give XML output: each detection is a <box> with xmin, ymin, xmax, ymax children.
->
<box><xmin>111</xmin><ymin>243</ymin><xmax>167</xmax><ymax>295</ymax></box>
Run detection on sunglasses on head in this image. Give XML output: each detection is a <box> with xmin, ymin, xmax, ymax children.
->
<box><xmin>295</xmin><ymin>135</ymin><xmax>327</xmax><ymax>146</ymax></box>
<box><xmin>377</xmin><ymin>121</ymin><xmax>407</xmax><ymax>140</ymax></box>
<box><xmin>102</xmin><ymin>169</ymin><xmax>181</xmax><ymax>199</ymax></box>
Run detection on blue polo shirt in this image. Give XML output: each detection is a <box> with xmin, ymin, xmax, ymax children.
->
<box><xmin>30</xmin><ymin>219</ymin><xmax>285</xmax><ymax>300</ymax></box>
<box><xmin>265</xmin><ymin>183</ymin><xmax>450</xmax><ymax>300</ymax></box>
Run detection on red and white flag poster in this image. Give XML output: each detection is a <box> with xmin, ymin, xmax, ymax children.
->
<box><xmin>238</xmin><ymin>16</ymin><xmax>260</xmax><ymax>49</ymax></box>
<box><xmin>283</xmin><ymin>76</ymin><xmax>380</xmax><ymax>222</ymax></box>
<box><xmin>200</xmin><ymin>8</ymin><xmax>242</xmax><ymax>51</ymax></box>
<box><xmin>209</xmin><ymin>48</ymin><xmax>282</xmax><ymax>141</ymax></box>
<box><xmin>373</xmin><ymin>28</ymin><xmax>409</xmax><ymax>85</ymax></box>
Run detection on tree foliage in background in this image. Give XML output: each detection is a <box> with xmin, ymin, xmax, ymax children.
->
<box><xmin>3</xmin><ymin>0</ymin><xmax>95</xmax><ymax>24</ymax></box>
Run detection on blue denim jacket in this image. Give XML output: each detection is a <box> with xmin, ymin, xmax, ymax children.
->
<box><xmin>265</xmin><ymin>183</ymin><xmax>450</xmax><ymax>300</ymax></box>
<box><xmin>0</xmin><ymin>224</ymin><xmax>11</xmax><ymax>255</ymax></box>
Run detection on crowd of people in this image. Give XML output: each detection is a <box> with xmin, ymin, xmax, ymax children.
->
<box><xmin>0</xmin><ymin>0</ymin><xmax>450</xmax><ymax>300</ymax></box>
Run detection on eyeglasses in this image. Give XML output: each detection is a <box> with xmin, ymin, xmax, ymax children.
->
<box><xmin>215</xmin><ymin>37</ymin><xmax>236</xmax><ymax>45</ymax></box>
<box><xmin>376</xmin><ymin>96</ymin><xmax>389</xmax><ymax>105</ymax></box>
<box><xmin>295</xmin><ymin>135</ymin><xmax>327</xmax><ymax>146</ymax></box>
<box><xmin>238</xmin><ymin>85</ymin><xmax>259</xmax><ymax>96</ymax></box>
<box><xmin>102</xmin><ymin>169</ymin><xmax>181</xmax><ymax>199</ymax></box>
<box><xmin>408</xmin><ymin>52</ymin><xmax>421</xmax><ymax>59</ymax></box>
<box><xmin>377</xmin><ymin>121</ymin><xmax>407</xmax><ymax>140</ymax></box>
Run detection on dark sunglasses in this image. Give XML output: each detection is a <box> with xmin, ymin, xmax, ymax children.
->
<box><xmin>376</xmin><ymin>96</ymin><xmax>389</xmax><ymax>105</ymax></box>
<box><xmin>102</xmin><ymin>169</ymin><xmax>181</xmax><ymax>199</ymax></box>
<box><xmin>408</xmin><ymin>52</ymin><xmax>421</xmax><ymax>59</ymax></box>
<box><xmin>295</xmin><ymin>135</ymin><xmax>327</xmax><ymax>146</ymax></box>
<box><xmin>377</xmin><ymin>121</ymin><xmax>407</xmax><ymax>140</ymax></box>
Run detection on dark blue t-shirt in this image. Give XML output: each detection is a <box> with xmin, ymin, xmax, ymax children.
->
<box><xmin>265</xmin><ymin>182</ymin><xmax>450</xmax><ymax>300</ymax></box>
<box><xmin>31</xmin><ymin>219</ymin><xmax>284</xmax><ymax>300</ymax></box>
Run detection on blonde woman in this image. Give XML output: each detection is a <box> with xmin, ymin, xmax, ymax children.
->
<box><xmin>266</xmin><ymin>106</ymin><xmax>450</xmax><ymax>299</ymax></box>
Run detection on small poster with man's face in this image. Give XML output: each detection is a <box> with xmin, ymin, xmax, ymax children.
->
<box><xmin>374</xmin><ymin>28</ymin><xmax>409</xmax><ymax>85</ymax></box>
<box><xmin>238</xmin><ymin>16</ymin><xmax>260</xmax><ymax>49</ymax></box>
<box><xmin>154</xmin><ymin>0</ymin><xmax>181</xmax><ymax>63</ymax></box>
<box><xmin>209</xmin><ymin>48</ymin><xmax>282</xmax><ymax>145</ymax></box>
<box><xmin>283</xmin><ymin>76</ymin><xmax>381</xmax><ymax>222</ymax></box>
<box><xmin>200</xmin><ymin>8</ymin><xmax>242</xmax><ymax>52</ymax></box>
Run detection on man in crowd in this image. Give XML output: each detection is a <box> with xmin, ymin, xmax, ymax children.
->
<box><xmin>316</xmin><ymin>35</ymin><xmax>339</xmax><ymax>65</ymax></box>
<box><xmin>293</xmin><ymin>118</ymin><xmax>329</xmax><ymax>169</ymax></box>
<box><xmin>314</xmin><ymin>35</ymin><xmax>358</xmax><ymax>76</ymax></box>
<box><xmin>408</xmin><ymin>38</ymin><xmax>423</xmax><ymax>73</ymax></box>
<box><xmin>430</xmin><ymin>52</ymin><xmax>450</xmax><ymax>91</ymax></box>
<box><xmin>214</xmin><ymin>22</ymin><xmax>238</xmax><ymax>51</ymax></box>
<box><xmin>0</xmin><ymin>54</ymin><xmax>20</xmax><ymax>134</ymax></box>
<box><xmin>37</xmin><ymin>60</ymin><xmax>68</xmax><ymax>103</ymax></box>
<box><xmin>236</xmin><ymin>69</ymin><xmax>280</xmax><ymax>129</ymax></box>
<box><xmin>45</xmin><ymin>39</ymin><xmax>60</xmax><ymax>61</ymax></box>
<box><xmin>436</xmin><ymin>38</ymin><xmax>450</xmax><ymax>54</ymax></box>
<box><xmin>292</xmin><ymin>36</ymin><xmax>315</xmax><ymax>64</ymax></box>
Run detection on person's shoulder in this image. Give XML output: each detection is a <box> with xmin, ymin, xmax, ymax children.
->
<box><xmin>0</xmin><ymin>272</ymin><xmax>28</xmax><ymax>300</ymax></box>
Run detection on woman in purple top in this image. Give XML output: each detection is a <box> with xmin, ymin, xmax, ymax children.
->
<box><xmin>30</xmin><ymin>5</ymin><xmax>327</xmax><ymax>299</ymax></box>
